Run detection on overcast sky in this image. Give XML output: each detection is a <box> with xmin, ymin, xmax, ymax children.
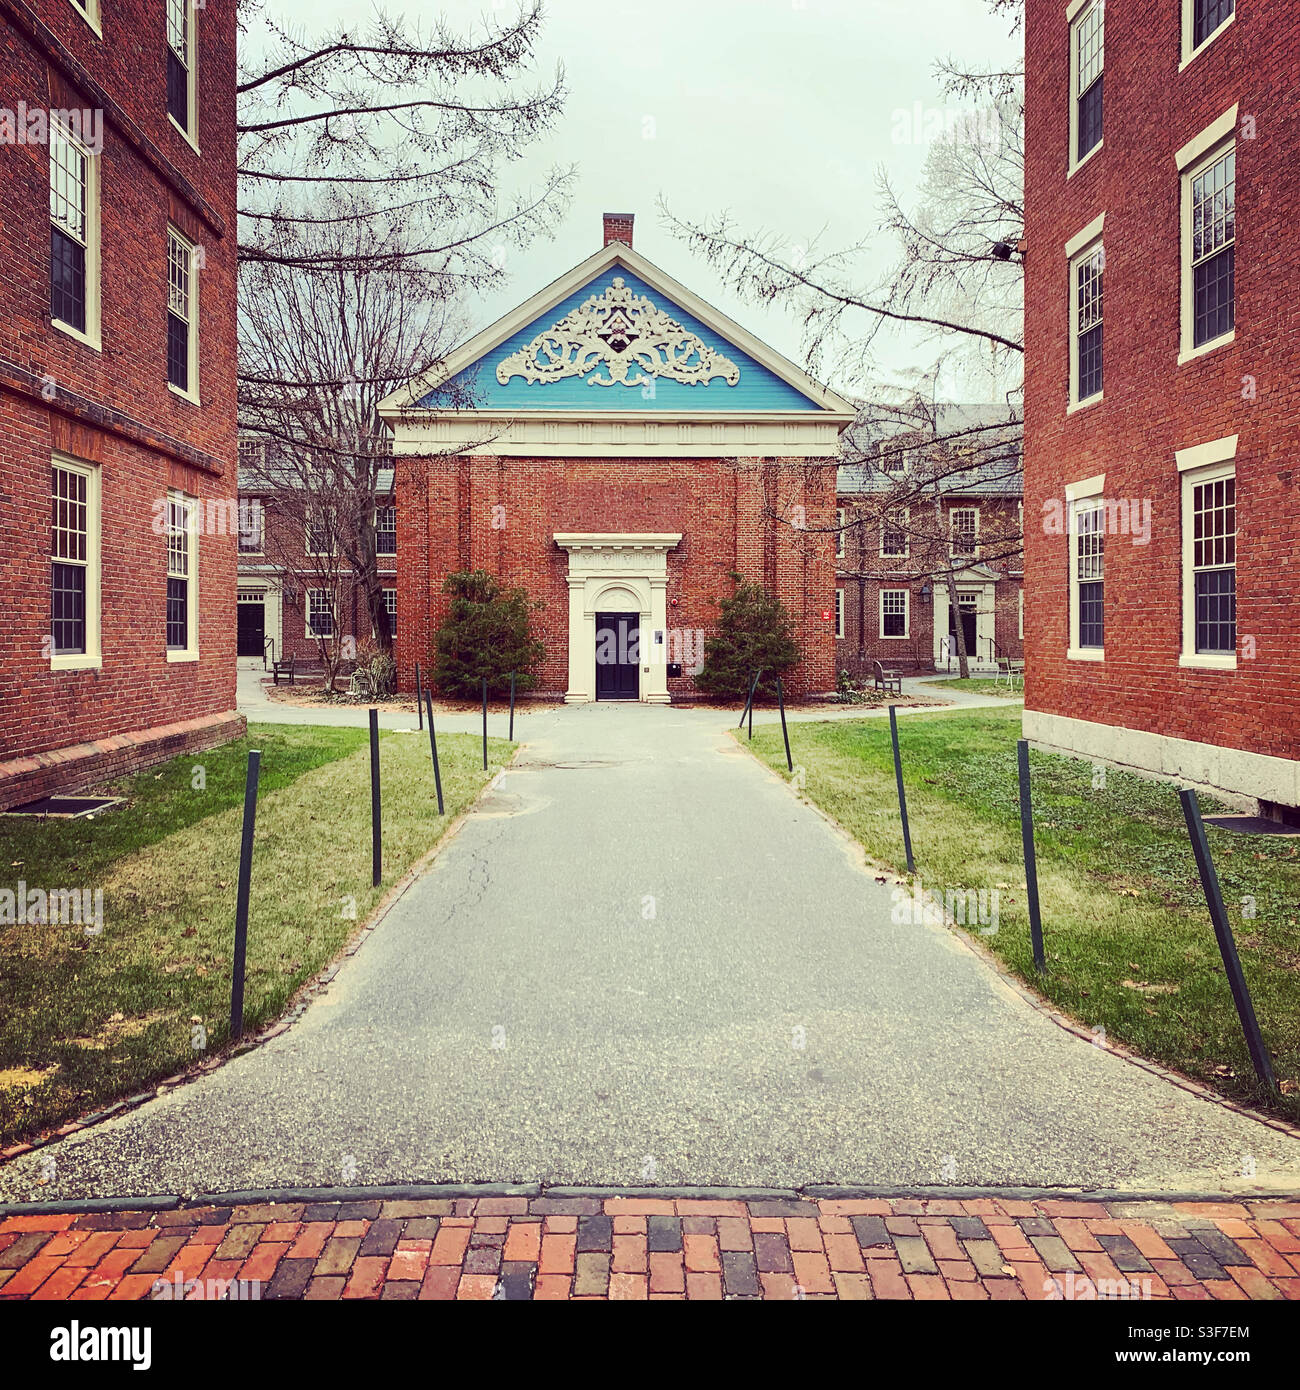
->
<box><xmin>265</xmin><ymin>0</ymin><xmax>1020</xmax><ymax>397</ymax></box>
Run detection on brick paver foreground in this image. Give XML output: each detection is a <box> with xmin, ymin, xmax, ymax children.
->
<box><xmin>2</xmin><ymin>1194</ymin><xmax>1299</xmax><ymax>1301</ymax></box>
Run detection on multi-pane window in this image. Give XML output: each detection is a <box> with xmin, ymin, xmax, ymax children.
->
<box><xmin>1193</xmin><ymin>0</ymin><xmax>1234</xmax><ymax>49</ymax></box>
<box><xmin>50</xmin><ymin>122</ymin><xmax>90</xmax><ymax>334</ymax></box>
<box><xmin>166</xmin><ymin>492</ymin><xmax>195</xmax><ymax>653</ymax></box>
<box><xmin>1073</xmin><ymin>1</ymin><xmax>1104</xmax><ymax>164</ymax></box>
<box><xmin>880</xmin><ymin>589</ymin><xmax>908</xmax><ymax>639</ymax></box>
<box><xmin>167</xmin><ymin>228</ymin><xmax>197</xmax><ymax>393</ymax></box>
<box><xmin>238</xmin><ymin>498</ymin><xmax>263</xmax><ymax>554</ymax></box>
<box><xmin>307</xmin><ymin>590</ymin><xmax>334</xmax><ymax>639</ymax></box>
<box><xmin>1191</xmin><ymin>474</ymin><xmax>1236</xmax><ymax>654</ymax></box>
<box><xmin>881</xmin><ymin>509</ymin><xmax>909</xmax><ymax>558</ymax></box>
<box><xmin>51</xmin><ymin>463</ymin><xmax>90</xmax><ymax>655</ymax></box>
<box><xmin>305</xmin><ymin>506</ymin><xmax>332</xmax><ymax>555</ymax></box>
<box><xmin>835</xmin><ymin>507</ymin><xmax>845</xmax><ymax>560</ymax></box>
<box><xmin>166</xmin><ymin>0</ymin><xmax>192</xmax><ymax>130</ymax></box>
<box><xmin>1191</xmin><ymin>148</ymin><xmax>1235</xmax><ymax>349</ymax></box>
<box><xmin>951</xmin><ymin>507</ymin><xmax>979</xmax><ymax>559</ymax></box>
<box><xmin>1075</xmin><ymin>245</ymin><xmax>1104</xmax><ymax>401</ymax></box>
<box><xmin>383</xmin><ymin>588</ymin><xmax>397</xmax><ymax>639</ymax></box>
<box><xmin>881</xmin><ymin>448</ymin><xmax>906</xmax><ymax>472</ymax></box>
<box><xmin>834</xmin><ymin>588</ymin><xmax>844</xmax><ymax>640</ymax></box>
<box><xmin>1074</xmin><ymin>503</ymin><xmax>1105</xmax><ymax>650</ymax></box>
<box><xmin>376</xmin><ymin>505</ymin><xmax>397</xmax><ymax>557</ymax></box>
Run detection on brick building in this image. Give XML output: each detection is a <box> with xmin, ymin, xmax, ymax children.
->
<box><xmin>836</xmin><ymin>405</ymin><xmax>1024</xmax><ymax>676</ymax></box>
<box><xmin>379</xmin><ymin>215</ymin><xmax>855</xmax><ymax>703</ymax></box>
<box><xmin>1023</xmin><ymin>0</ymin><xmax>1299</xmax><ymax>813</ymax></box>
<box><xmin>236</xmin><ymin>441</ymin><xmax>398</xmax><ymax>668</ymax></box>
<box><xmin>0</xmin><ymin>0</ymin><xmax>240</xmax><ymax>807</ymax></box>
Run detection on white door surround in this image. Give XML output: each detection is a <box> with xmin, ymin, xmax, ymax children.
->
<box><xmin>554</xmin><ymin>533</ymin><xmax>683</xmax><ymax>703</ymax></box>
<box><xmin>933</xmin><ymin>569</ymin><xmax>998</xmax><ymax>670</ymax></box>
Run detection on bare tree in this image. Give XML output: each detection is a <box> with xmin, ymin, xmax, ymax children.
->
<box><xmin>660</xmin><ymin>0</ymin><xmax>1025</xmax><ymax>676</ymax></box>
<box><xmin>236</xmin><ymin>1</ymin><xmax>574</xmax><ymax>658</ymax></box>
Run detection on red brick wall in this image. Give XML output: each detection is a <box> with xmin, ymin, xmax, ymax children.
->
<box><xmin>1023</xmin><ymin>0</ymin><xmax>1299</xmax><ymax>764</ymax></box>
<box><xmin>0</xmin><ymin>2</ymin><xmax>238</xmax><ymax>772</ymax></box>
<box><xmin>396</xmin><ymin>455</ymin><xmax>837</xmax><ymax>700</ymax></box>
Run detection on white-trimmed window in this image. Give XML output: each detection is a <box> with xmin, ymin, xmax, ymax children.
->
<box><xmin>305</xmin><ymin>505</ymin><xmax>333</xmax><ymax>557</ymax></box>
<box><xmin>1185</xmin><ymin>143</ymin><xmax>1235</xmax><ymax>355</ymax></box>
<box><xmin>1179</xmin><ymin>441</ymin><xmax>1237</xmax><ymax>668</ymax></box>
<box><xmin>950</xmin><ymin>506</ymin><xmax>979</xmax><ymax>559</ymax></box>
<box><xmin>834</xmin><ymin>588</ymin><xmax>844</xmax><ymax>640</ymax></box>
<box><xmin>1018</xmin><ymin>587</ymin><xmax>1024</xmax><ymax>640</ymax></box>
<box><xmin>165</xmin><ymin>490</ymin><xmax>198</xmax><ymax>659</ymax></box>
<box><xmin>383</xmin><ymin>587</ymin><xmax>397</xmax><ymax>639</ymax></box>
<box><xmin>1069</xmin><ymin>236</ymin><xmax>1104</xmax><ymax>406</ymax></box>
<box><xmin>238</xmin><ymin>497</ymin><xmax>263</xmax><ymax>554</ymax></box>
<box><xmin>880</xmin><ymin>508</ymin><xmax>909</xmax><ymax>559</ymax></box>
<box><xmin>50</xmin><ymin>455</ymin><xmax>101</xmax><ymax>668</ymax></box>
<box><xmin>880</xmin><ymin>588</ymin><xmax>909</xmax><ymax>639</ymax></box>
<box><xmin>66</xmin><ymin>0</ymin><xmax>101</xmax><ymax>35</ymax></box>
<box><xmin>1182</xmin><ymin>0</ymin><xmax>1234</xmax><ymax>67</ymax></box>
<box><xmin>166</xmin><ymin>0</ymin><xmax>198</xmax><ymax>142</ymax></box>
<box><xmin>835</xmin><ymin>507</ymin><xmax>846</xmax><ymax>560</ymax></box>
<box><xmin>1066</xmin><ymin>476</ymin><xmax>1106</xmax><ymax>660</ymax></box>
<box><xmin>307</xmin><ymin>589</ymin><xmax>335</xmax><ymax>639</ymax></box>
<box><xmin>1069</xmin><ymin>0</ymin><xmax>1104</xmax><ymax>171</ymax></box>
<box><xmin>376</xmin><ymin>504</ymin><xmax>397</xmax><ymax>557</ymax></box>
<box><xmin>49</xmin><ymin>118</ymin><xmax>100</xmax><ymax>347</ymax></box>
<box><xmin>166</xmin><ymin>227</ymin><xmax>199</xmax><ymax>399</ymax></box>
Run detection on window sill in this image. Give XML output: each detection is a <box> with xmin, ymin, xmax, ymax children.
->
<box><xmin>879</xmin><ymin>634</ymin><xmax>911</xmax><ymax>641</ymax></box>
<box><xmin>1068</xmin><ymin>140</ymin><xmax>1103</xmax><ymax>180</ymax></box>
<box><xmin>168</xmin><ymin>114</ymin><xmax>201</xmax><ymax>156</ymax></box>
<box><xmin>1067</xmin><ymin>391</ymin><xmax>1103</xmax><ymax>415</ymax></box>
<box><xmin>1179</xmin><ymin>13</ymin><xmax>1235</xmax><ymax>72</ymax></box>
<box><xmin>167</xmin><ymin>381</ymin><xmax>201</xmax><ymax>407</ymax></box>
<box><xmin>1067</xmin><ymin>646</ymin><xmax>1105</xmax><ymax>662</ymax></box>
<box><xmin>166</xmin><ymin>649</ymin><xmax>199</xmax><ymax>663</ymax></box>
<box><xmin>1178</xmin><ymin>330</ymin><xmax>1234</xmax><ymax>366</ymax></box>
<box><xmin>52</xmin><ymin>318</ymin><xmax>102</xmax><ymax>352</ymax></box>
<box><xmin>50</xmin><ymin>653</ymin><xmax>102</xmax><ymax>671</ymax></box>
<box><xmin>1178</xmin><ymin>652</ymin><xmax>1237</xmax><ymax>671</ymax></box>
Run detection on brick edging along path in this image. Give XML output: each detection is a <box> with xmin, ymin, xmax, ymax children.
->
<box><xmin>2</xmin><ymin>1192</ymin><xmax>1298</xmax><ymax>1301</ymax></box>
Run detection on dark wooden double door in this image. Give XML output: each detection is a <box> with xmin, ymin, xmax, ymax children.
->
<box><xmin>595</xmin><ymin>612</ymin><xmax>639</xmax><ymax>701</ymax></box>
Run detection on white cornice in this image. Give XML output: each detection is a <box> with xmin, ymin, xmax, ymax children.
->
<box><xmin>378</xmin><ymin>241</ymin><xmax>856</xmax><ymax>419</ymax></box>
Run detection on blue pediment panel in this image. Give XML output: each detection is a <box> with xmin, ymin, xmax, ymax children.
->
<box><xmin>423</xmin><ymin>266</ymin><xmax>825</xmax><ymax>413</ymax></box>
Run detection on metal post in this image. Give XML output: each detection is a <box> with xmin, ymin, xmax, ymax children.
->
<box><xmin>776</xmin><ymin>676</ymin><xmax>793</xmax><ymax>773</ymax></box>
<box><xmin>509</xmin><ymin>671</ymin><xmax>516</xmax><ymax>742</ymax></box>
<box><xmin>481</xmin><ymin>676</ymin><xmax>488</xmax><ymax>770</ymax></box>
<box><xmin>1017</xmin><ymin>739</ymin><xmax>1046</xmax><ymax>973</ymax></box>
<box><xmin>369</xmin><ymin>708</ymin><xmax>381</xmax><ymax>888</ymax></box>
<box><xmin>229</xmin><ymin>749</ymin><xmax>261</xmax><ymax>1042</ymax></box>
<box><xmin>1179</xmin><ymin>788</ymin><xmax>1276</xmax><ymax>1091</ymax></box>
<box><xmin>888</xmin><ymin>706</ymin><xmax>914</xmax><ymax>874</ymax></box>
<box><xmin>738</xmin><ymin>669</ymin><xmax>762</xmax><ymax>731</ymax></box>
<box><xmin>415</xmin><ymin>661</ymin><xmax>423</xmax><ymax>731</ymax></box>
<box><xmin>425</xmin><ymin>691</ymin><xmax>444</xmax><ymax>815</ymax></box>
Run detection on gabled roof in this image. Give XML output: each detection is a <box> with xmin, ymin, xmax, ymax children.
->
<box><xmin>379</xmin><ymin>241</ymin><xmax>856</xmax><ymax>420</ymax></box>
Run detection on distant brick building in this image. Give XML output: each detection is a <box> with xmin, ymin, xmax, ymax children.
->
<box><xmin>236</xmin><ymin>442</ymin><xmax>398</xmax><ymax>668</ymax></box>
<box><xmin>1023</xmin><ymin>0</ymin><xmax>1298</xmax><ymax>813</ymax></box>
<box><xmin>0</xmin><ymin>0</ymin><xmax>240</xmax><ymax>807</ymax></box>
<box><xmin>379</xmin><ymin>214</ymin><xmax>854</xmax><ymax>703</ymax></box>
<box><xmin>836</xmin><ymin>406</ymin><xmax>1024</xmax><ymax>677</ymax></box>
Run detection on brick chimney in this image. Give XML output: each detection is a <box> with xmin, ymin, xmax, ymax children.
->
<box><xmin>603</xmin><ymin>212</ymin><xmax>634</xmax><ymax>249</ymax></box>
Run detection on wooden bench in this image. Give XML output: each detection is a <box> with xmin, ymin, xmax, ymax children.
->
<box><xmin>271</xmin><ymin>653</ymin><xmax>296</xmax><ymax>686</ymax></box>
<box><xmin>873</xmin><ymin>660</ymin><xmax>903</xmax><ymax>697</ymax></box>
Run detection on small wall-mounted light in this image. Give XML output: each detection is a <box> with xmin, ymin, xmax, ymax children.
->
<box><xmin>919</xmin><ymin>582</ymin><xmax>933</xmax><ymax>602</ymax></box>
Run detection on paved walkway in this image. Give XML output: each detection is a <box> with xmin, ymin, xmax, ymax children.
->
<box><xmin>2</xmin><ymin>701</ymin><xmax>1297</xmax><ymax>1206</ymax></box>
<box><xmin>1</xmin><ymin>1193</ymin><xmax>1297</xmax><ymax>1300</ymax></box>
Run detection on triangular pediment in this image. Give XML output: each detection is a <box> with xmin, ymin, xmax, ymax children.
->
<box><xmin>380</xmin><ymin>243</ymin><xmax>854</xmax><ymax>418</ymax></box>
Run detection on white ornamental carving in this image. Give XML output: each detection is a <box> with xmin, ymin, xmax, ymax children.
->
<box><xmin>496</xmin><ymin>278</ymin><xmax>741</xmax><ymax>390</ymax></box>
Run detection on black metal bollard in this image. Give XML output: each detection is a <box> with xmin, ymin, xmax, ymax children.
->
<box><xmin>481</xmin><ymin>676</ymin><xmax>488</xmax><ymax>770</ymax></box>
<box><xmin>888</xmin><ymin>705</ymin><xmax>915</xmax><ymax>874</ymax></box>
<box><xmin>229</xmin><ymin>749</ymin><xmax>261</xmax><ymax>1042</ymax></box>
<box><xmin>415</xmin><ymin>661</ymin><xmax>423</xmax><ymax>731</ymax></box>
<box><xmin>1016</xmin><ymin>739</ymin><xmax>1046</xmax><ymax>973</ymax></box>
<box><xmin>369</xmin><ymin>708</ymin><xmax>381</xmax><ymax>888</ymax></box>
<box><xmin>1179</xmin><ymin>788</ymin><xmax>1277</xmax><ymax>1092</ymax></box>
<box><xmin>509</xmin><ymin>671</ymin><xmax>516</xmax><ymax>742</ymax></box>
<box><xmin>776</xmin><ymin>675</ymin><xmax>793</xmax><ymax>773</ymax></box>
<box><xmin>738</xmin><ymin>669</ymin><xmax>762</xmax><ymax>732</ymax></box>
<box><xmin>425</xmin><ymin>691</ymin><xmax>444</xmax><ymax>815</ymax></box>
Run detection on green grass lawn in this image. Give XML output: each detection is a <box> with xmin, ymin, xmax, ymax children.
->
<box><xmin>921</xmin><ymin>677</ymin><xmax>1023</xmax><ymax>699</ymax></box>
<box><xmin>0</xmin><ymin>722</ymin><xmax>510</xmax><ymax>1146</ymax></box>
<box><xmin>745</xmin><ymin>706</ymin><xmax>1300</xmax><ymax>1122</ymax></box>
